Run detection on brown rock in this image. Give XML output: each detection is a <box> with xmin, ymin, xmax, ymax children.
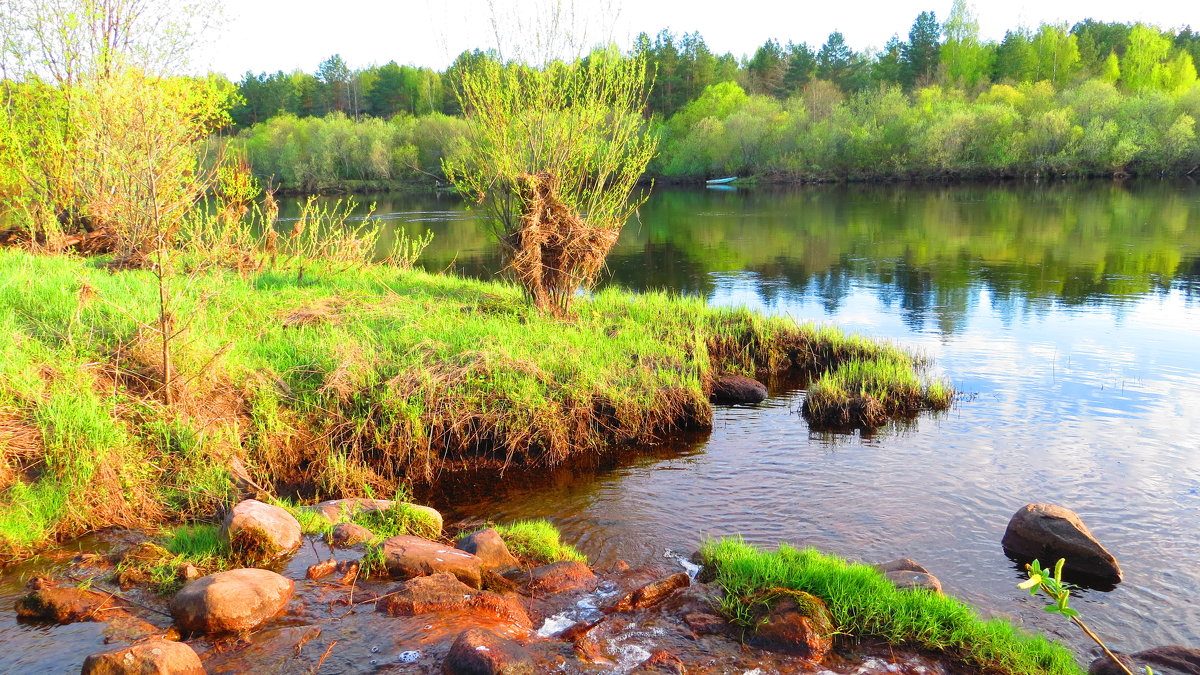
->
<box><xmin>444</xmin><ymin>627</ymin><xmax>535</xmax><ymax>675</ymax></box>
<box><xmin>528</xmin><ymin>561</ymin><xmax>596</xmax><ymax>594</ymax></box>
<box><xmin>456</xmin><ymin>529</ymin><xmax>520</xmax><ymax>572</ymax></box>
<box><xmin>608</xmin><ymin>572</ymin><xmax>691</xmax><ymax>612</ymax></box>
<box><xmin>683</xmin><ymin>612</ymin><xmax>725</xmax><ymax>635</ymax></box>
<box><xmin>884</xmin><ymin>570</ymin><xmax>942</xmax><ymax>593</ymax></box>
<box><xmin>634</xmin><ymin>650</ymin><xmax>687</xmax><ymax>674</ymax></box>
<box><xmin>872</xmin><ymin>558</ymin><xmax>930</xmax><ymax>575</ymax></box>
<box><xmin>380</xmin><ymin>535</ymin><xmax>484</xmax><ymax>589</ymax></box>
<box><xmin>223</xmin><ymin>499</ymin><xmax>301</xmax><ymax>559</ymax></box>
<box><xmin>306</xmin><ymin>559</ymin><xmax>338</xmax><ymax>580</ymax></box>
<box><xmin>169</xmin><ymin>568</ymin><xmax>293</xmax><ymax>635</ymax></box>
<box><xmin>81</xmin><ymin>638</ymin><xmax>204</xmax><ymax>675</ymax></box>
<box><xmin>1090</xmin><ymin>646</ymin><xmax>1200</xmax><ymax>675</ymax></box>
<box><xmin>16</xmin><ymin>578</ymin><xmax>117</xmax><ymax>623</ymax></box>
<box><xmin>711</xmin><ymin>375</ymin><xmax>768</xmax><ymax>404</ymax></box>
<box><xmin>377</xmin><ymin>573</ymin><xmax>531</xmax><ymax>628</ymax></box>
<box><xmin>330</xmin><ymin>522</ymin><xmax>375</xmax><ymax>547</ymax></box>
<box><xmin>747</xmin><ymin>591</ymin><xmax>835</xmax><ymax>660</ymax></box>
<box><xmin>336</xmin><ymin>560</ymin><xmax>360</xmax><ymax>585</ymax></box>
<box><xmin>1002</xmin><ymin>504</ymin><xmax>1122</xmax><ymax>584</ymax></box>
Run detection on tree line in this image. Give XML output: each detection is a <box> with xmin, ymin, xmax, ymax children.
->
<box><xmin>226</xmin><ymin>2</ymin><xmax>1200</xmax><ymax>186</ymax></box>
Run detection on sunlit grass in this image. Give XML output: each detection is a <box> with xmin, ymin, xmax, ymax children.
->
<box><xmin>487</xmin><ymin>519</ymin><xmax>587</xmax><ymax>564</ymax></box>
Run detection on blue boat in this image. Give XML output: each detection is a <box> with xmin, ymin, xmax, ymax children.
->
<box><xmin>705</xmin><ymin>176</ymin><xmax>738</xmax><ymax>185</ymax></box>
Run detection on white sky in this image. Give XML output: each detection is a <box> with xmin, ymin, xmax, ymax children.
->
<box><xmin>200</xmin><ymin>0</ymin><xmax>1197</xmax><ymax>77</ymax></box>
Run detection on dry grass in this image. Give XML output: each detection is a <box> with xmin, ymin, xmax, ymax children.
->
<box><xmin>505</xmin><ymin>172</ymin><xmax>620</xmax><ymax>316</ymax></box>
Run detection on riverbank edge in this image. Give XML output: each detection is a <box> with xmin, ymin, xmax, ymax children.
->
<box><xmin>0</xmin><ymin>249</ymin><xmax>949</xmax><ymax>562</ymax></box>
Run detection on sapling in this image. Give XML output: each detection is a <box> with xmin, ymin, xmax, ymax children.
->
<box><xmin>1019</xmin><ymin>558</ymin><xmax>1151</xmax><ymax>675</ymax></box>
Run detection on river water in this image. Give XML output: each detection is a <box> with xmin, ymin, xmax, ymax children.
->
<box><xmin>286</xmin><ymin>180</ymin><xmax>1200</xmax><ymax>658</ymax></box>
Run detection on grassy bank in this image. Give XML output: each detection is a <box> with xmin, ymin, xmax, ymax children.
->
<box><xmin>702</xmin><ymin>538</ymin><xmax>1083</xmax><ymax>675</ymax></box>
<box><xmin>0</xmin><ymin>249</ymin><xmax>944</xmax><ymax>559</ymax></box>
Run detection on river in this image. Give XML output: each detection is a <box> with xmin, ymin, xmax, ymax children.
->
<box><xmin>281</xmin><ymin>180</ymin><xmax>1200</xmax><ymax>656</ymax></box>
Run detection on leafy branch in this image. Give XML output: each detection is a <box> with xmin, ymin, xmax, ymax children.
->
<box><xmin>1019</xmin><ymin>559</ymin><xmax>1150</xmax><ymax>675</ymax></box>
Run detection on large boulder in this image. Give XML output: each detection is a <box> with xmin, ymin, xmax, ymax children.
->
<box><xmin>169</xmin><ymin>568</ymin><xmax>293</xmax><ymax>634</ymax></box>
<box><xmin>528</xmin><ymin>561</ymin><xmax>596</xmax><ymax>595</ymax></box>
<box><xmin>456</xmin><ymin>529</ymin><xmax>519</xmax><ymax>572</ymax></box>
<box><xmin>746</xmin><ymin>590</ymin><xmax>835</xmax><ymax>661</ymax></box>
<box><xmin>81</xmin><ymin>638</ymin><xmax>204</xmax><ymax>675</ymax></box>
<box><xmin>443</xmin><ymin>627</ymin><xmax>535</xmax><ymax>675</ymax></box>
<box><xmin>711</xmin><ymin>375</ymin><xmax>768</xmax><ymax>405</ymax></box>
<box><xmin>377</xmin><ymin>573</ymin><xmax>531</xmax><ymax>629</ymax></box>
<box><xmin>303</xmin><ymin>498</ymin><xmax>443</xmax><ymax>534</ymax></box>
<box><xmin>223</xmin><ymin>499</ymin><xmax>301</xmax><ymax>559</ymax></box>
<box><xmin>1090</xmin><ymin>646</ymin><xmax>1200</xmax><ymax>675</ymax></box>
<box><xmin>379</xmin><ymin>535</ymin><xmax>483</xmax><ymax>589</ymax></box>
<box><xmin>1001</xmin><ymin>504</ymin><xmax>1122</xmax><ymax>584</ymax></box>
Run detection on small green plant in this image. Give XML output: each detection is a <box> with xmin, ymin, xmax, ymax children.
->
<box><xmin>487</xmin><ymin>520</ymin><xmax>586</xmax><ymax>564</ymax></box>
<box><xmin>1019</xmin><ymin>559</ymin><xmax>1149</xmax><ymax>675</ymax></box>
<box><xmin>351</xmin><ymin>501</ymin><xmax>439</xmax><ymax>540</ymax></box>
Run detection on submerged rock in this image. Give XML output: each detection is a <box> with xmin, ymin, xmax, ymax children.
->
<box><xmin>1090</xmin><ymin>646</ymin><xmax>1200</xmax><ymax>675</ymax></box>
<box><xmin>1001</xmin><ymin>504</ymin><xmax>1122</xmax><ymax>584</ymax></box>
<box><xmin>607</xmin><ymin>572</ymin><xmax>691</xmax><ymax>612</ymax></box>
<box><xmin>747</xmin><ymin>590</ymin><xmax>835</xmax><ymax>661</ymax></box>
<box><xmin>169</xmin><ymin>568</ymin><xmax>293</xmax><ymax>634</ymax></box>
<box><xmin>444</xmin><ymin>627</ymin><xmax>535</xmax><ymax>675</ymax></box>
<box><xmin>16</xmin><ymin>578</ymin><xmax>116</xmax><ymax>624</ymax></box>
<box><xmin>456</xmin><ymin>528</ymin><xmax>520</xmax><ymax>572</ymax></box>
<box><xmin>873</xmin><ymin>559</ymin><xmax>942</xmax><ymax>593</ymax></box>
<box><xmin>634</xmin><ymin>649</ymin><xmax>688</xmax><ymax>674</ymax></box>
<box><xmin>81</xmin><ymin>638</ymin><xmax>204</xmax><ymax>675</ymax></box>
<box><xmin>711</xmin><ymin>375</ymin><xmax>768</xmax><ymax>404</ymax></box>
<box><xmin>378</xmin><ymin>573</ymin><xmax>531</xmax><ymax>629</ymax></box>
<box><xmin>528</xmin><ymin>561</ymin><xmax>596</xmax><ymax>595</ymax></box>
<box><xmin>223</xmin><ymin>499</ymin><xmax>301</xmax><ymax>559</ymax></box>
<box><xmin>380</xmin><ymin>535</ymin><xmax>484</xmax><ymax>589</ymax></box>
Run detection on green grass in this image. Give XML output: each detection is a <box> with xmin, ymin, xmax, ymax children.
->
<box><xmin>350</xmin><ymin>501</ymin><xmax>440</xmax><ymax>540</ymax></box>
<box><xmin>702</xmin><ymin>538</ymin><xmax>1083</xmax><ymax>675</ymax></box>
<box><xmin>488</xmin><ymin>520</ymin><xmax>587</xmax><ymax>564</ymax></box>
<box><xmin>0</xmin><ymin>248</ymin><xmax>940</xmax><ymax>558</ymax></box>
<box><xmin>115</xmin><ymin>523</ymin><xmax>232</xmax><ymax>594</ymax></box>
<box><xmin>802</xmin><ymin>356</ymin><xmax>954</xmax><ymax>429</ymax></box>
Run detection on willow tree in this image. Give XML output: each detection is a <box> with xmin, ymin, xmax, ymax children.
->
<box><xmin>444</xmin><ymin>48</ymin><xmax>657</xmax><ymax>314</ymax></box>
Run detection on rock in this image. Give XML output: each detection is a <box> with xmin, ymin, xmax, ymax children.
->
<box><xmin>456</xmin><ymin>529</ymin><xmax>520</xmax><ymax>572</ymax></box>
<box><xmin>180</xmin><ymin>564</ymin><xmax>202</xmax><ymax>582</ymax></box>
<box><xmin>1001</xmin><ymin>504</ymin><xmax>1122</xmax><ymax>584</ymax></box>
<box><xmin>379</xmin><ymin>535</ymin><xmax>484</xmax><ymax>589</ymax></box>
<box><xmin>81</xmin><ymin>638</ymin><xmax>204</xmax><ymax>675</ymax></box>
<box><xmin>377</xmin><ymin>573</ymin><xmax>531</xmax><ymax>629</ymax></box>
<box><xmin>306</xmin><ymin>559</ymin><xmax>338</xmax><ymax>580</ymax></box>
<box><xmin>683</xmin><ymin>612</ymin><xmax>725</xmax><ymax>635</ymax></box>
<box><xmin>1090</xmin><ymin>646</ymin><xmax>1200</xmax><ymax>675</ymax></box>
<box><xmin>336</xmin><ymin>560</ymin><xmax>360</xmax><ymax>585</ymax></box>
<box><xmin>223</xmin><ymin>499</ymin><xmax>301</xmax><ymax>559</ymax></box>
<box><xmin>608</xmin><ymin>572</ymin><xmax>691</xmax><ymax>612</ymax></box>
<box><xmin>872</xmin><ymin>558</ymin><xmax>929</xmax><ymax>575</ymax></box>
<box><xmin>884</xmin><ymin>570</ymin><xmax>943</xmax><ymax>593</ymax></box>
<box><xmin>303</xmin><ymin>498</ymin><xmax>443</xmax><ymax>533</ymax></box>
<box><xmin>169</xmin><ymin>568</ymin><xmax>294</xmax><ymax>634</ymax></box>
<box><xmin>634</xmin><ymin>650</ymin><xmax>687</xmax><ymax>674</ymax></box>
<box><xmin>330</xmin><ymin>522</ymin><xmax>376</xmax><ymax>547</ymax></box>
<box><xmin>444</xmin><ymin>627</ymin><xmax>535</xmax><ymax>675</ymax></box>
<box><xmin>16</xmin><ymin>578</ymin><xmax>116</xmax><ymax>623</ymax></box>
<box><xmin>747</xmin><ymin>590</ymin><xmax>835</xmax><ymax>660</ymax></box>
<box><xmin>711</xmin><ymin>375</ymin><xmax>768</xmax><ymax>404</ymax></box>
<box><xmin>528</xmin><ymin>561</ymin><xmax>596</xmax><ymax>594</ymax></box>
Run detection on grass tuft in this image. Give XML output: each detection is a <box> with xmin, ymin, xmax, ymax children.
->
<box><xmin>801</xmin><ymin>356</ymin><xmax>953</xmax><ymax>429</ymax></box>
<box><xmin>701</xmin><ymin>538</ymin><xmax>1082</xmax><ymax>675</ymax></box>
<box><xmin>350</xmin><ymin>501</ymin><xmax>440</xmax><ymax>540</ymax></box>
<box><xmin>487</xmin><ymin>519</ymin><xmax>587</xmax><ymax>565</ymax></box>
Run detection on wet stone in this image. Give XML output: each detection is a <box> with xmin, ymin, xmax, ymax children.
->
<box><xmin>528</xmin><ymin>561</ymin><xmax>596</xmax><ymax>595</ymax></box>
<box><xmin>16</xmin><ymin>578</ymin><xmax>115</xmax><ymax>624</ymax></box>
<box><xmin>169</xmin><ymin>568</ymin><xmax>294</xmax><ymax>635</ymax></box>
<box><xmin>380</xmin><ymin>535</ymin><xmax>484</xmax><ymax>589</ymax></box>
<box><xmin>607</xmin><ymin>572</ymin><xmax>691</xmax><ymax>612</ymax></box>
<box><xmin>81</xmin><ymin>638</ymin><xmax>204</xmax><ymax>675</ymax></box>
<box><xmin>1090</xmin><ymin>646</ymin><xmax>1200</xmax><ymax>675</ymax></box>
<box><xmin>634</xmin><ymin>649</ymin><xmax>688</xmax><ymax>674</ymax></box>
<box><xmin>1002</xmin><ymin>503</ymin><xmax>1122</xmax><ymax>584</ymax></box>
<box><xmin>456</xmin><ymin>528</ymin><xmax>520</xmax><ymax>572</ymax></box>
<box><xmin>444</xmin><ymin>627</ymin><xmax>536</xmax><ymax>675</ymax></box>
<box><xmin>330</xmin><ymin>521</ymin><xmax>375</xmax><ymax>548</ymax></box>
<box><xmin>711</xmin><ymin>374</ymin><xmax>769</xmax><ymax>404</ymax></box>
<box><xmin>223</xmin><ymin>499</ymin><xmax>302</xmax><ymax>559</ymax></box>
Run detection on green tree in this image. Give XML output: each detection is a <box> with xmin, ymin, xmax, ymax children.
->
<box><xmin>941</xmin><ymin>0</ymin><xmax>992</xmax><ymax>87</ymax></box>
<box><xmin>316</xmin><ymin>54</ymin><xmax>352</xmax><ymax>114</ymax></box>
<box><xmin>1032</xmin><ymin>23</ymin><xmax>1081</xmax><ymax>86</ymax></box>
<box><xmin>1122</xmin><ymin>24</ymin><xmax>1171</xmax><ymax>91</ymax></box>
<box><xmin>873</xmin><ymin>36</ymin><xmax>906</xmax><ymax>85</ymax></box>
<box><xmin>995</xmin><ymin>29</ymin><xmax>1038</xmax><ymax>82</ymax></box>
<box><xmin>902</xmin><ymin>11</ymin><xmax>941</xmax><ymax>87</ymax></box>
<box><xmin>817</xmin><ymin>31</ymin><xmax>853</xmax><ymax>87</ymax></box>
<box><xmin>747</xmin><ymin>39</ymin><xmax>787</xmax><ymax>97</ymax></box>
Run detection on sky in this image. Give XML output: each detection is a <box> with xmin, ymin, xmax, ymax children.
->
<box><xmin>199</xmin><ymin>0</ymin><xmax>1197</xmax><ymax>77</ymax></box>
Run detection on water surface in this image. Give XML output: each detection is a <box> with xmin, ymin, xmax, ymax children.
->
<box><xmin>289</xmin><ymin>180</ymin><xmax>1200</xmax><ymax>657</ymax></box>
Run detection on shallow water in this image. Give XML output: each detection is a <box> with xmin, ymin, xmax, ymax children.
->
<box><xmin>310</xmin><ymin>180</ymin><xmax>1200</xmax><ymax>657</ymax></box>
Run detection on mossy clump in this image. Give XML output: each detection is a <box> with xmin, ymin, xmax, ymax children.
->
<box><xmin>488</xmin><ymin>519</ymin><xmax>586</xmax><ymax>565</ymax></box>
<box><xmin>801</xmin><ymin>356</ymin><xmax>953</xmax><ymax>429</ymax></box>
<box><xmin>702</xmin><ymin>538</ymin><xmax>1082</xmax><ymax>675</ymax></box>
<box><xmin>114</xmin><ymin>524</ymin><xmax>233</xmax><ymax>594</ymax></box>
<box><xmin>351</xmin><ymin>502</ymin><xmax>440</xmax><ymax>540</ymax></box>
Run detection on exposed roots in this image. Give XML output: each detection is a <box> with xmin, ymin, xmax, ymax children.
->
<box><xmin>504</xmin><ymin>172</ymin><xmax>619</xmax><ymax>316</ymax></box>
